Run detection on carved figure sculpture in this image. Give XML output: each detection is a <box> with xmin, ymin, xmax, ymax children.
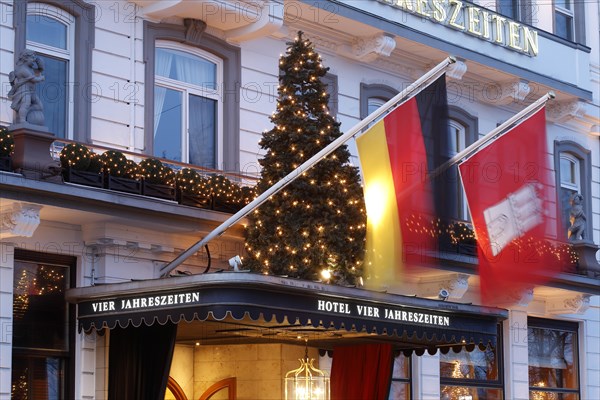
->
<box><xmin>8</xmin><ymin>50</ymin><xmax>46</xmax><ymax>126</ymax></box>
<box><xmin>568</xmin><ymin>193</ymin><xmax>586</xmax><ymax>241</ymax></box>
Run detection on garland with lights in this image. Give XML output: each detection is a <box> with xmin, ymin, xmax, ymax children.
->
<box><xmin>139</xmin><ymin>158</ymin><xmax>175</xmax><ymax>186</ymax></box>
<box><xmin>100</xmin><ymin>150</ymin><xmax>131</xmax><ymax>178</ymax></box>
<box><xmin>175</xmin><ymin>167</ymin><xmax>206</xmax><ymax>195</ymax></box>
<box><xmin>60</xmin><ymin>143</ymin><xmax>92</xmax><ymax>170</ymax></box>
<box><xmin>244</xmin><ymin>32</ymin><xmax>366</xmax><ymax>284</ymax></box>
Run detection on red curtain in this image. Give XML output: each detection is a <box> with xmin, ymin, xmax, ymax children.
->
<box><xmin>330</xmin><ymin>343</ymin><xmax>394</xmax><ymax>400</ymax></box>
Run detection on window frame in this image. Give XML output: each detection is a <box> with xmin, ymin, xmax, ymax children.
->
<box><xmin>447</xmin><ymin>119</ymin><xmax>470</xmax><ymax>221</ymax></box>
<box><xmin>322</xmin><ymin>72</ymin><xmax>339</xmax><ymax>118</ymax></box>
<box><xmin>359</xmin><ymin>83</ymin><xmax>398</xmax><ymax>119</ymax></box>
<box><xmin>143</xmin><ymin>20</ymin><xmax>241</xmax><ymax>172</ymax></box>
<box><xmin>553</xmin><ymin>0</ymin><xmax>586</xmax><ymax>43</ymax></box>
<box><xmin>445</xmin><ymin>106</ymin><xmax>478</xmax><ymax>222</ymax></box>
<box><xmin>388</xmin><ymin>352</ymin><xmax>411</xmax><ymax>399</ymax></box>
<box><xmin>496</xmin><ymin>0</ymin><xmax>533</xmax><ymax>24</ymax></box>
<box><xmin>25</xmin><ymin>4</ymin><xmax>75</xmax><ymax>138</ymax></box>
<box><xmin>528</xmin><ymin>317</ymin><xmax>581</xmax><ymax>399</ymax></box>
<box><xmin>154</xmin><ymin>41</ymin><xmax>224</xmax><ymax>166</ymax></box>
<box><xmin>12</xmin><ymin>249</ymin><xmax>77</xmax><ymax>400</ymax></box>
<box><xmin>439</xmin><ymin>324</ymin><xmax>504</xmax><ymax>398</ymax></box>
<box><xmin>553</xmin><ymin>140</ymin><xmax>593</xmax><ymax>243</ymax></box>
<box><xmin>14</xmin><ymin>0</ymin><xmax>95</xmax><ymax>142</ymax></box>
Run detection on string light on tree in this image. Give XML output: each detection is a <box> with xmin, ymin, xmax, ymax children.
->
<box><xmin>244</xmin><ymin>31</ymin><xmax>366</xmax><ymax>284</ymax></box>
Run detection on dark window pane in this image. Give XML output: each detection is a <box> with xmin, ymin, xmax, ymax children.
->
<box><xmin>555</xmin><ymin>0</ymin><xmax>571</xmax><ymax>10</ymax></box>
<box><xmin>154</xmin><ymin>87</ymin><xmax>182</xmax><ymax>161</ymax></box>
<box><xmin>26</xmin><ymin>15</ymin><xmax>67</xmax><ymax>49</ymax></box>
<box><xmin>441</xmin><ymin>346</ymin><xmax>499</xmax><ymax>381</ymax></box>
<box><xmin>12</xmin><ymin>355</ymin><xmax>66</xmax><ymax>400</ymax></box>
<box><xmin>529</xmin><ymin>390</ymin><xmax>579</xmax><ymax>400</ymax></box>
<box><xmin>555</xmin><ymin>13</ymin><xmax>573</xmax><ymax>40</ymax></box>
<box><xmin>391</xmin><ymin>354</ymin><xmax>410</xmax><ymax>379</ymax></box>
<box><xmin>189</xmin><ymin>94</ymin><xmax>216</xmax><ymax>169</ymax></box>
<box><xmin>12</xmin><ymin>262</ymin><xmax>68</xmax><ymax>350</ymax></box>
<box><xmin>529</xmin><ymin>327</ymin><xmax>579</xmax><ymax>389</ymax></box>
<box><xmin>388</xmin><ymin>382</ymin><xmax>410</xmax><ymax>400</ymax></box>
<box><xmin>34</xmin><ymin>54</ymin><xmax>68</xmax><ymax>138</ymax></box>
<box><xmin>497</xmin><ymin>0</ymin><xmax>518</xmax><ymax>19</ymax></box>
<box><xmin>441</xmin><ymin>385</ymin><xmax>503</xmax><ymax>400</ymax></box>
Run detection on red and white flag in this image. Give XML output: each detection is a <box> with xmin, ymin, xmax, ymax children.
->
<box><xmin>459</xmin><ymin>108</ymin><xmax>563</xmax><ymax>305</ymax></box>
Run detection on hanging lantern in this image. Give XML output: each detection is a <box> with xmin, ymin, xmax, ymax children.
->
<box><xmin>284</xmin><ymin>342</ymin><xmax>330</xmax><ymax>400</ymax></box>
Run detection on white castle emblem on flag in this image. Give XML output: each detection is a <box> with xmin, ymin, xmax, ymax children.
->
<box><xmin>483</xmin><ymin>183</ymin><xmax>543</xmax><ymax>256</ymax></box>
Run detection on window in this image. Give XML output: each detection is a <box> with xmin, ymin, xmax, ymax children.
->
<box><xmin>388</xmin><ymin>353</ymin><xmax>411</xmax><ymax>399</ymax></box>
<box><xmin>359</xmin><ymin>83</ymin><xmax>398</xmax><ymax>119</ymax></box>
<box><xmin>25</xmin><ymin>6</ymin><xmax>74</xmax><ymax>138</ymax></box>
<box><xmin>11</xmin><ymin>250</ymin><xmax>75</xmax><ymax>400</ymax></box>
<box><xmin>154</xmin><ymin>43</ymin><xmax>222</xmax><ymax>168</ymax></box>
<box><xmin>560</xmin><ymin>154</ymin><xmax>580</xmax><ymax>234</ymax></box>
<box><xmin>497</xmin><ymin>0</ymin><xmax>519</xmax><ymax>20</ymax></box>
<box><xmin>496</xmin><ymin>0</ymin><xmax>532</xmax><ymax>23</ymax></box>
<box><xmin>14</xmin><ymin>0</ymin><xmax>95</xmax><ymax>141</ymax></box>
<box><xmin>443</xmin><ymin>107</ymin><xmax>478</xmax><ymax>222</ymax></box>
<box><xmin>322</xmin><ymin>73</ymin><xmax>339</xmax><ymax>118</ymax></box>
<box><xmin>554</xmin><ymin>0</ymin><xmax>574</xmax><ymax>41</ymax></box>
<box><xmin>440</xmin><ymin>341</ymin><xmax>504</xmax><ymax>399</ymax></box>
<box><xmin>554</xmin><ymin>141</ymin><xmax>592</xmax><ymax>242</ymax></box>
<box><xmin>144</xmin><ymin>21</ymin><xmax>241</xmax><ymax>172</ymax></box>
<box><xmin>447</xmin><ymin>120</ymin><xmax>469</xmax><ymax>221</ymax></box>
<box><xmin>528</xmin><ymin>318</ymin><xmax>580</xmax><ymax>399</ymax></box>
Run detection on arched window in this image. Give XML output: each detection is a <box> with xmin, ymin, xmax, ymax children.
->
<box><xmin>144</xmin><ymin>21</ymin><xmax>241</xmax><ymax>172</ymax></box>
<box><xmin>555</xmin><ymin>141</ymin><xmax>592</xmax><ymax>240</ymax></box>
<box><xmin>154</xmin><ymin>42</ymin><xmax>223</xmax><ymax>168</ymax></box>
<box><xmin>359</xmin><ymin>83</ymin><xmax>398</xmax><ymax>119</ymax></box>
<box><xmin>15</xmin><ymin>0</ymin><xmax>94</xmax><ymax>140</ymax></box>
<box><xmin>25</xmin><ymin>3</ymin><xmax>74</xmax><ymax>138</ymax></box>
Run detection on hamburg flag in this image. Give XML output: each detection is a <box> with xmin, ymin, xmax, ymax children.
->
<box><xmin>459</xmin><ymin>108</ymin><xmax>563</xmax><ymax>305</ymax></box>
<box><xmin>357</xmin><ymin>76</ymin><xmax>448</xmax><ymax>283</ymax></box>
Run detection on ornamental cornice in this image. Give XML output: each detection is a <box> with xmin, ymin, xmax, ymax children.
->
<box><xmin>351</xmin><ymin>34</ymin><xmax>396</xmax><ymax>62</ymax></box>
<box><xmin>546</xmin><ymin>293</ymin><xmax>591</xmax><ymax>315</ymax></box>
<box><xmin>446</xmin><ymin>59</ymin><xmax>467</xmax><ymax>80</ymax></box>
<box><xmin>0</xmin><ymin>203</ymin><xmax>42</xmax><ymax>239</ymax></box>
<box><xmin>546</xmin><ymin>99</ymin><xmax>587</xmax><ymax>123</ymax></box>
<box><xmin>415</xmin><ymin>273</ymin><xmax>470</xmax><ymax>300</ymax></box>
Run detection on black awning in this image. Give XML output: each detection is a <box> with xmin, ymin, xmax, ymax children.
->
<box><xmin>67</xmin><ymin>273</ymin><xmax>507</xmax><ymax>348</ymax></box>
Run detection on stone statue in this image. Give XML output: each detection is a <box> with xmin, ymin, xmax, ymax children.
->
<box><xmin>8</xmin><ymin>50</ymin><xmax>46</xmax><ymax>126</ymax></box>
<box><xmin>568</xmin><ymin>193</ymin><xmax>586</xmax><ymax>241</ymax></box>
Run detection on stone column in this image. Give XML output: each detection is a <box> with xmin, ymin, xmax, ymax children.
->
<box><xmin>504</xmin><ymin>309</ymin><xmax>530</xmax><ymax>400</ymax></box>
<box><xmin>0</xmin><ymin>243</ymin><xmax>15</xmax><ymax>400</ymax></box>
<box><xmin>412</xmin><ymin>352</ymin><xmax>441</xmax><ymax>399</ymax></box>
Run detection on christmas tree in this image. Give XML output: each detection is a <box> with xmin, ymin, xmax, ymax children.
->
<box><xmin>244</xmin><ymin>32</ymin><xmax>366</xmax><ymax>284</ymax></box>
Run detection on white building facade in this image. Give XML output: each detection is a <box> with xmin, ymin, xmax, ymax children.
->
<box><xmin>0</xmin><ymin>0</ymin><xmax>598</xmax><ymax>399</ymax></box>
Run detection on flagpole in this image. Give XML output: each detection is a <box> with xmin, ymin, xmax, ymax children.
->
<box><xmin>437</xmin><ymin>91</ymin><xmax>555</xmax><ymax>174</ymax></box>
<box><xmin>159</xmin><ymin>56</ymin><xmax>456</xmax><ymax>277</ymax></box>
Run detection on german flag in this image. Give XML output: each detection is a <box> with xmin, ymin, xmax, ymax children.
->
<box><xmin>357</xmin><ymin>76</ymin><xmax>448</xmax><ymax>283</ymax></box>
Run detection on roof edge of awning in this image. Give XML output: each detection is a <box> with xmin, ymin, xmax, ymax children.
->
<box><xmin>67</xmin><ymin>272</ymin><xmax>508</xmax><ymax>320</ymax></box>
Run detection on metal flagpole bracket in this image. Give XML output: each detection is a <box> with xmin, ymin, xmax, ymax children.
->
<box><xmin>159</xmin><ymin>56</ymin><xmax>457</xmax><ymax>277</ymax></box>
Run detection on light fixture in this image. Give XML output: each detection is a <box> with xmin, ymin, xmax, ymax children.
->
<box><xmin>284</xmin><ymin>340</ymin><xmax>330</xmax><ymax>400</ymax></box>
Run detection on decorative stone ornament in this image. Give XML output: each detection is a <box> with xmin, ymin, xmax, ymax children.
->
<box><xmin>0</xmin><ymin>203</ymin><xmax>42</xmax><ymax>239</ymax></box>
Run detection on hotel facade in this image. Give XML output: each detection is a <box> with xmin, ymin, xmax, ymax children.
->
<box><xmin>0</xmin><ymin>0</ymin><xmax>599</xmax><ymax>399</ymax></box>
